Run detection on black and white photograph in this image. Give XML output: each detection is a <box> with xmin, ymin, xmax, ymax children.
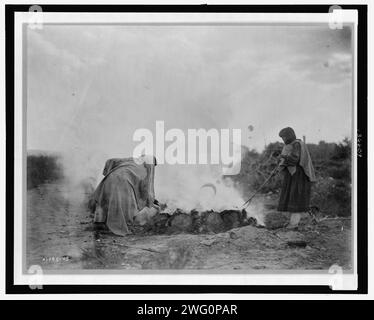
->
<box><xmin>3</xmin><ymin>3</ymin><xmax>370</xmax><ymax>297</ymax></box>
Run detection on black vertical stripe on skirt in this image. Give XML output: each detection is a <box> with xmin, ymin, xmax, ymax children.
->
<box><xmin>277</xmin><ymin>166</ymin><xmax>311</xmax><ymax>212</ymax></box>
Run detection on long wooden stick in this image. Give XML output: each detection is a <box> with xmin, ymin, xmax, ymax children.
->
<box><xmin>242</xmin><ymin>166</ymin><xmax>280</xmax><ymax>209</ymax></box>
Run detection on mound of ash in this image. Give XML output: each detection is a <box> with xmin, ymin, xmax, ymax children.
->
<box><xmin>143</xmin><ymin>209</ymin><xmax>258</xmax><ymax>235</ymax></box>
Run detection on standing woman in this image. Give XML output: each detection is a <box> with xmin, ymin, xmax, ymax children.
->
<box><xmin>277</xmin><ymin>127</ymin><xmax>316</xmax><ymax>227</ymax></box>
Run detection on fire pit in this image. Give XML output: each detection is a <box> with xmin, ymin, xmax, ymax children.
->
<box><xmin>143</xmin><ymin>208</ymin><xmax>258</xmax><ymax>234</ymax></box>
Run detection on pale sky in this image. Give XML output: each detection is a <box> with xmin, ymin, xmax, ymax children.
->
<box><xmin>27</xmin><ymin>24</ymin><xmax>352</xmax><ymax>157</ymax></box>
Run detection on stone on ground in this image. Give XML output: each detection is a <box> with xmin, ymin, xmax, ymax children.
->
<box><xmin>264</xmin><ymin>211</ymin><xmax>290</xmax><ymax>229</ymax></box>
<box><xmin>168</xmin><ymin>213</ymin><xmax>194</xmax><ymax>233</ymax></box>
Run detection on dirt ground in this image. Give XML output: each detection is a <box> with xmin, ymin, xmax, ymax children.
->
<box><xmin>26</xmin><ymin>182</ymin><xmax>352</xmax><ymax>271</ymax></box>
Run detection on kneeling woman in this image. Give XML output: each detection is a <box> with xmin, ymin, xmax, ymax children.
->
<box><xmin>90</xmin><ymin>155</ymin><xmax>157</xmax><ymax>236</ymax></box>
<box><xmin>277</xmin><ymin>127</ymin><xmax>316</xmax><ymax>227</ymax></box>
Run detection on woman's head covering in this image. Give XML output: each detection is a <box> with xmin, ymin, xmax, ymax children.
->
<box><xmin>138</xmin><ymin>154</ymin><xmax>157</xmax><ymax>166</ymax></box>
<box><xmin>279</xmin><ymin>127</ymin><xmax>297</xmax><ymax>144</ymax></box>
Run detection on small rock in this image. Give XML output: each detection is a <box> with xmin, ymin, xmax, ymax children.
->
<box><xmin>229</xmin><ymin>231</ymin><xmax>239</xmax><ymax>239</ymax></box>
<box><xmin>287</xmin><ymin>240</ymin><xmax>307</xmax><ymax>248</ymax></box>
<box><xmin>253</xmin><ymin>265</ymin><xmax>266</xmax><ymax>270</ymax></box>
<box><xmin>264</xmin><ymin>211</ymin><xmax>290</xmax><ymax>229</ymax></box>
<box><xmin>201</xmin><ymin>238</ymin><xmax>216</xmax><ymax>246</ymax></box>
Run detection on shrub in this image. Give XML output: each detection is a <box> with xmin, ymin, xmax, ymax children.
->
<box><xmin>311</xmin><ymin>178</ymin><xmax>351</xmax><ymax>216</ymax></box>
<box><xmin>27</xmin><ymin>154</ymin><xmax>63</xmax><ymax>189</ymax></box>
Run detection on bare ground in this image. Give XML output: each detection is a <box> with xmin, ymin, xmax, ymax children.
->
<box><xmin>26</xmin><ymin>183</ymin><xmax>352</xmax><ymax>271</ymax></box>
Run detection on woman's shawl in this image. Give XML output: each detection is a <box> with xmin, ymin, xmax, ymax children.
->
<box><xmin>92</xmin><ymin>157</ymin><xmax>155</xmax><ymax>235</ymax></box>
<box><xmin>281</xmin><ymin>140</ymin><xmax>316</xmax><ymax>182</ymax></box>
<box><xmin>100</xmin><ymin>157</ymin><xmax>155</xmax><ymax>206</ymax></box>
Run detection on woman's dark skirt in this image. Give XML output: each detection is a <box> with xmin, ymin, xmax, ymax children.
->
<box><xmin>277</xmin><ymin>166</ymin><xmax>311</xmax><ymax>212</ymax></box>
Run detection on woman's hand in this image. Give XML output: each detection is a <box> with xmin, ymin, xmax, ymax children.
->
<box><xmin>278</xmin><ymin>156</ymin><xmax>286</xmax><ymax>166</ymax></box>
<box><xmin>274</xmin><ymin>165</ymin><xmax>284</xmax><ymax>175</ymax></box>
<box><xmin>152</xmin><ymin>203</ymin><xmax>161</xmax><ymax>211</ymax></box>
